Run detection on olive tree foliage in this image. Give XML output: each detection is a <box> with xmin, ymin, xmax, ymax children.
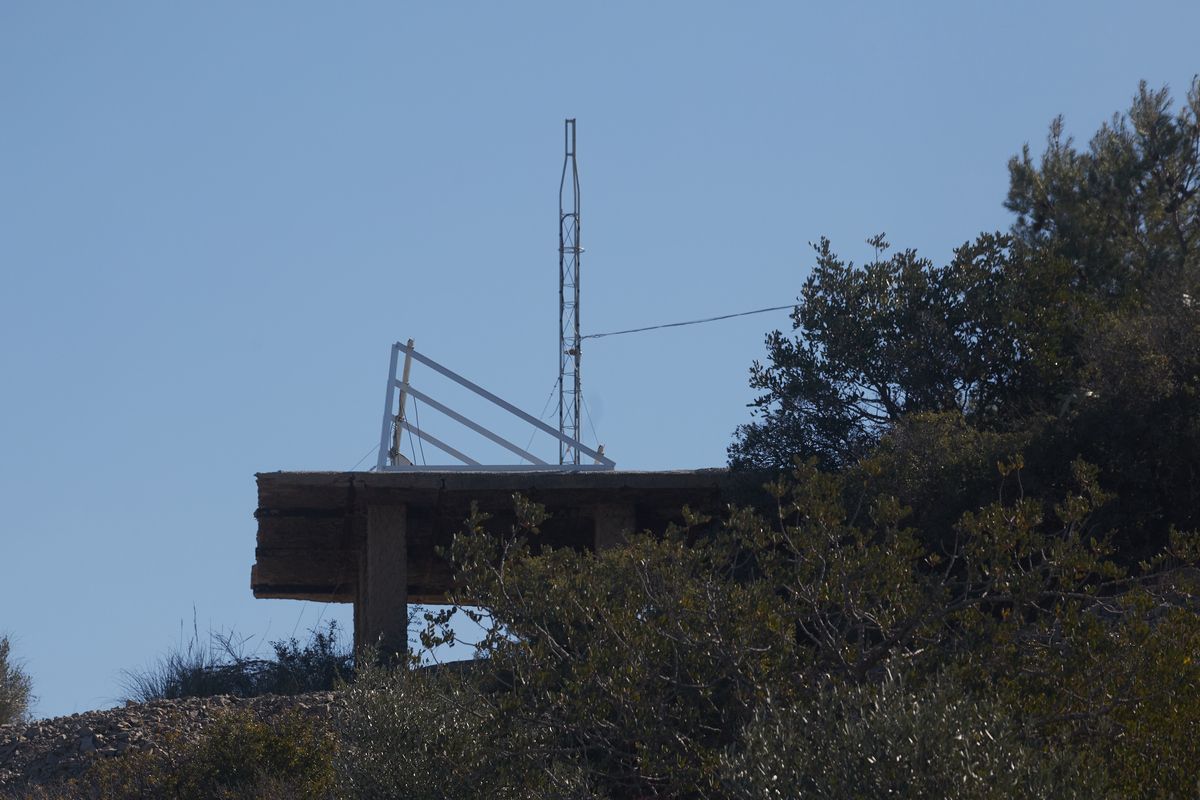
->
<box><xmin>0</xmin><ymin>634</ymin><xmax>33</xmax><ymax>726</ymax></box>
<box><xmin>720</xmin><ymin>670</ymin><xmax>1100</xmax><ymax>800</ymax></box>
<box><xmin>337</xmin><ymin>664</ymin><xmax>517</xmax><ymax>800</ymax></box>
<box><xmin>416</xmin><ymin>495</ymin><xmax>794</xmax><ymax>798</ymax></box>
<box><xmin>391</xmin><ymin>458</ymin><xmax>1200</xmax><ymax>799</ymax></box>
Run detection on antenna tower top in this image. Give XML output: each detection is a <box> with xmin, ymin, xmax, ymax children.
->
<box><xmin>559</xmin><ymin>119</ymin><xmax>582</xmax><ymax>465</ymax></box>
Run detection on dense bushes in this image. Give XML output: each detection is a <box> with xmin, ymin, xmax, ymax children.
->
<box><xmin>381</xmin><ymin>461</ymin><xmax>1199</xmax><ymax>798</ymax></box>
<box><xmin>0</xmin><ymin>635</ymin><xmax>33</xmax><ymax>726</ymax></box>
<box><xmin>122</xmin><ymin>620</ymin><xmax>353</xmax><ymax>703</ymax></box>
<box><xmin>78</xmin><ymin>709</ymin><xmax>336</xmax><ymax>800</ymax></box>
<box><xmin>23</xmin><ymin>457</ymin><xmax>1195</xmax><ymax>797</ymax></box>
<box><xmin>337</xmin><ymin>663</ymin><xmax>507</xmax><ymax>800</ymax></box>
<box><xmin>720</xmin><ymin>671</ymin><xmax>1098</xmax><ymax>800</ymax></box>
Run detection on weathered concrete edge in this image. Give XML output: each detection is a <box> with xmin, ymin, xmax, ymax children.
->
<box><xmin>256</xmin><ymin>468</ymin><xmax>737</xmax><ymax>495</ymax></box>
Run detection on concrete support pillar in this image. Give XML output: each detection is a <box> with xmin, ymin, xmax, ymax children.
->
<box><xmin>353</xmin><ymin>550</ymin><xmax>367</xmax><ymax>653</ymax></box>
<box><xmin>593</xmin><ymin>502</ymin><xmax>636</xmax><ymax>551</ymax></box>
<box><xmin>366</xmin><ymin>504</ymin><xmax>408</xmax><ymax>660</ymax></box>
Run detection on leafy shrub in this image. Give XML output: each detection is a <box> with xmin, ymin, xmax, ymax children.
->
<box><xmin>0</xmin><ymin>634</ymin><xmax>33</xmax><ymax>725</ymax></box>
<box><xmin>1013</xmin><ymin>576</ymin><xmax>1200</xmax><ymax>799</ymax></box>
<box><xmin>122</xmin><ymin>620</ymin><xmax>353</xmax><ymax>702</ymax></box>
<box><xmin>75</xmin><ymin>739</ymin><xmax>180</xmax><ymax>799</ymax></box>
<box><xmin>337</xmin><ymin>659</ymin><xmax>608</xmax><ymax>800</ymax></box>
<box><xmin>337</xmin><ymin>662</ymin><xmax>502</xmax><ymax>800</ymax></box>
<box><xmin>720</xmin><ymin>670</ymin><xmax>1099</xmax><ymax>800</ymax></box>
<box><xmin>266</xmin><ymin>623</ymin><xmax>354</xmax><ymax>695</ymax></box>
<box><xmin>394</xmin><ymin>457</ymin><xmax>1200</xmax><ymax>799</ymax></box>
<box><xmin>418</xmin><ymin>499</ymin><xmax>796</xmax><ymax>797</ymax></box>
<box><xmin>79</xmin><ymin>708</ymin><xmax>336</xmax><ymax>800</ymax></box>
<box><xmin>176</xmin><ymin>709</ymin><xmax>335</xmax><ymax>799</ymax></box>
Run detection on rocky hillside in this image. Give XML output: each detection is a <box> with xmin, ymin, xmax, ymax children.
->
<box><xmin>0</xmin><ymin>692</ymin><xmax>337</xmax><ymax>794</ymax></box>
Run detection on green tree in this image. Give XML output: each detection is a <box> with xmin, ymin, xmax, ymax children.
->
<box><xmin>731</xmin><ymin>80</ymin><xmax>1200</xmax><ymax>557</ymax></box>
<box><xmin>0</xmin><ymin>634</ymin><xmax>33</xmax><ymax>726</ymax></box>
<box><xmin>1060</xmin><ymin>290</ymin><xmax>1200</xmax><ymax>555</ymax></box>
<box><xmin>1006</xmin><ymin>79</ymin><xmax>1199</xmax><ymax>303</ymax></box>
<box><xmin>732</xmin><ymin>79</ymin><xmax>1198</xmax><ymax>475</ymax></box>
<box><xmin>728</xmin><ymin>233</ymin><xmax>1076</xmax><ymax>471</ymax></box>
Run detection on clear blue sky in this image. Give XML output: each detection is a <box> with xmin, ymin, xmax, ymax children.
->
<box><xmin>2</xmin><ymin>1</ymin><xmax>1197</xmax><ymax>719</ymax></box>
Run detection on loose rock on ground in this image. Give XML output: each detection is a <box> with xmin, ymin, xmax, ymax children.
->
<box><xmin>0</xmin><ymin>692</ymin><xmax>338</xmax><ymax>794</ymax></box>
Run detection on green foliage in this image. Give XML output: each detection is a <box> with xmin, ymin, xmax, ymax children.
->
<box><xmin>850</xmin><ymin>411</ymin><xmax>1038</xmax><ymax>539</ymax></box>
<box><xmin>122</xmin><ymin>620</ymin><xmax>353</xmax><ymax>702</ymax></box>
<box><xmin>380</xmin><ymin>458</ymin><xmax>1200</xmax><ymax>797</ymax></box>
<box><xmin>337</xmin><ymin>659</ymin><xmax>609</xmax><ymax>799</ymax></box>
<box><xmin>729</xmin><ymin>232</ymin><xmax>1076</xmax><ymax>470</ymax></box>
<box><xmin>78</xmin><ymin>708</ymin><xmax>336</xmax><ymax>800</ymax></box>
<box><xmin>0</xmin><ymin>634</ymin><xmax>33</xmax><ymax>726</ymax></box>
<box><xmin>176</xmin><ymin>709</ymin><xmax>335</xmax><ymax>799</ymax></box>
<box><xmin>1006</xmin><ymin>80</ymin><xmax>1200</xmax><ymax>301</ymax></box>
<box><xmin>74</xmin><ymin>744</ymin><xmax>178</xmax><ymax>800</ymax></box>
<box><xmin>417</xmin><ymin>501</ymin><xmax>798</xmax><ymax>797</ymax></box>
<box><xmin>1005</xmin><ymin>78</ymin><xmax>1200</xmax><ymax>555</ymax></box>
<box><xmin>1025</xmin><ymin>589</ymin><xmax>1200</xmax><ymax>800</ymax></box>
<box><xmin>1062</xmin><ymin>291</ymin><xmax>1200</xmax><ymax>555</ymax></box>
<box><xmin>741</xmin><ymin>458</ymin><xmax>1123</xmax><ymax>685</ymax></box>
<box><xmin>720</xmin><ymin>670</ymin><xmax>1099</xmax><ymax>800</ymax></box>
<box><xmin>336</xmin><ymin>662</ymin><xmax>502</xmax><ymax>800</ymax></box>
<box><xmin>732</xmin><ymin>78</ymin><xmax>1200</xmax><ymax>561</ymax></box>
<box><xmin>265</xmin><ymin>622</ymin><xmax>355</xmax><ymax>695</ymax></box>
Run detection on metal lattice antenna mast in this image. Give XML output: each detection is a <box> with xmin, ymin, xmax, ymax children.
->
<box><xmin>558</xmin><ymin>119</ymin><xmax>582</xmax><ymax>465</ymax></box>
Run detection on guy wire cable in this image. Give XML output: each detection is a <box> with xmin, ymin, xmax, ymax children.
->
<box><xmin>582</xmin><ymin>303</ymin><xmax>794</xmax><ymax>340</ymax></box>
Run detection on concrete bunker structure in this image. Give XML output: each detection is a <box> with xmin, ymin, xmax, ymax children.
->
<box><xmin>252</xmin><ymin>469</ymin><xmax>753</xmax><ymax>655</ymax></box>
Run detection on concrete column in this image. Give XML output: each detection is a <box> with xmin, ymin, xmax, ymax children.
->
<box><xmin>353</xmin><ymin>549</ymin><xmax>368</xmax><ymax>654</ymax></box>
<box><xmin>594</xmin><ymin>502</ymin><xmax>636</xmax><ymax>551</ymax></box>
<box><xmin>366</xmin><ymin>504</ymin><xmax>408</xmax><ymax>660</ymax></box>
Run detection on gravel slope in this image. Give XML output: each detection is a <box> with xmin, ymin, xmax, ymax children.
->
<box><xmin>0</xmin><ymin>692</ymin><xmax>337</xmax><ymax>794</ymax></box>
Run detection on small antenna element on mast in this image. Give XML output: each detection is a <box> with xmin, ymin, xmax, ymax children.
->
<box><xmin>558</xmin><ymin>119</ymin><xmax>582</xmax><ymax>465</ymax></box>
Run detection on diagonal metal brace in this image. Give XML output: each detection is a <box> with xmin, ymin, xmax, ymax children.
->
<box><xmin>398</xmin><ymin>383</ymin><xmax>547</xmax><ymax>465</ymax></box>
<box><xmin>396</xmin><ymin>341</ymin><xmax>615</xmax><ymax>467</ymax></box>
<box><xmin>397</xmin><ymin>420</ymin><xmax>479</xmax><ymax>466</ymax></box>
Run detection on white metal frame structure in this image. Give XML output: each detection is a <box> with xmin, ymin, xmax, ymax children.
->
<box><xmin>376</xmin><ymin>340</ymin><xmax>615</xmax><ymax>472</ymax></box>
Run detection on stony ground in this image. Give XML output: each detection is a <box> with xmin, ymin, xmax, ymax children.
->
<box><xmin>0</xmin><ymin>691</ymin><xmax>337</xmax><ymax>794</ymax></box>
